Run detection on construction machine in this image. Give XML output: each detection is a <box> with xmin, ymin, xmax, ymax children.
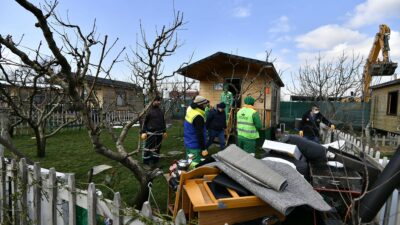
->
<box><xmin>363</xmin><ymin>24</ymin><xmax>398</xmax><ymax>102</ymax></box>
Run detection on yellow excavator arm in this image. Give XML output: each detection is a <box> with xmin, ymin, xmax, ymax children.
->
<box><xmin>363</xmin><ymin>24</ymin><xmax>398</xmax><ymax>102</ymax></box>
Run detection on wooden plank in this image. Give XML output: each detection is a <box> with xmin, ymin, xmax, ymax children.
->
<box><xmin>112</xmin><ymin>192</ymin><xmax>122</xmax><ymax>225</ymax></box>
<box><xmin>11</xmin><ymin>159</ymin><xmax>18</xmax><ymax>225</ymax></box>
<box><xmin>32</xmin><ymin>163</ymin><xmax>41</xmax><ymax>225</ymax></box>
<box><xmin>87</xmin><ymin>182</ymin><xmax>97</xmax><ymax>225</ymax></box>
<box><xmin>68</xmin><ymin>174</ymin><xmax>76</xmax><ymax>225</ymax></box>
<box><xmin>197</xmin><ymin>205</ymin><xmax>284</xmax><ymax>225</ymax></box>
<box><xmin>18</xmin><ymin>158</ymin><xmax>27</xmax><ymax>225</ymax></box>
<box><xmin>48</xmin><ymin>167</ymin><xmax>57</xmax><ymax>225</ymax></box>
<box><xmin>0</xmin><ymin>155</ymin><xmax>6</xmax><ymax>223</ymax></box>
<box><xmin>184</xmin><ymin>181</ymin><xmax>210</xmax><ymax>209</ymax></box>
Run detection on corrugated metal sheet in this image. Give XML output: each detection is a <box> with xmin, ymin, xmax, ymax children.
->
<box><xmin>280</xmin><ymin>101</ymin><xmax>371</xmax><ymax>128</ymax></box>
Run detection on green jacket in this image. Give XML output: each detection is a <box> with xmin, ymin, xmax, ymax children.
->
<box><xmin>220</xmin><ymin>91</ymin><xmax>233</xmax><ymax>107</ymax></box>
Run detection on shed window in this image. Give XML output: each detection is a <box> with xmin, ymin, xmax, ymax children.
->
<box><xmin>387</xmin><ymin>91</ymin><xmax>398</xmax><ymax>115</ymax></box>
<box><xmin>116</xmin><ymin>91</ymin><xmax>126</xmax><ymax>106</ymax></box>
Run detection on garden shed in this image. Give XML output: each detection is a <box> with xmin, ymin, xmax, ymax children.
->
<box><xmin>370</xmin><ymin>78</ymin><xmax>400</xmax><ymax>133</ymax></box>
<box><xmin>178</xmin><ymin>52</ymin><xmax>284</xmax><ymax>128</ymax></box>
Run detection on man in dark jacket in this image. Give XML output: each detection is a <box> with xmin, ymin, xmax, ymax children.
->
<box><xmin>184</xmin><ymin>95</ymin><xmax>209</xmax><ymax>165</ymax></box>
<box><xmin>299</xmin><ymin>103</ymin><xmax>335</xmax><ymax>143</ymax></box>
<box><xmin>206</xmin><ymin>102</ymin><xmax>227</xmax><ymax>150</ymax></box>
<box><xmin>141</xmin><ymin>96</ymin><xmax>167</xmax><ymax>166</ymax></box>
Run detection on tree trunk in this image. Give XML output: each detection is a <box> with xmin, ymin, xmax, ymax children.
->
<box><xmin>134</xmin><ymin>176</ymin><xmax>151</xmax><ymax>208</ymax></box>
<box><xmin>34</xmin><ymin>127</ymin><xmax>46</xmax><ymax>158</ymax></box>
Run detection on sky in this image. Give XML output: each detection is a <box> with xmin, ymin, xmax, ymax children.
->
<box><xmin>1</xmin><ymin>0</ymin><xmax>400</xmax><ymax>99</ymax></box>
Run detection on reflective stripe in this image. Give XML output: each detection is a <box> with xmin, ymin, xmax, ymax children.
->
<box><xmin>237</xmin><ymin>128</ymin><xmax>258</xmax><ymax>133</ymax></box>
<box><xmin>237</xmin><ymin>121</ymin><xmax>255</xmax><ymax>126</ymax></box>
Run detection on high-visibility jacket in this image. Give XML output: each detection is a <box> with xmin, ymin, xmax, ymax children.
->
<box><xmin>236</xmin><ymin>107</ymin><xmax>259</xmax><ymax>139</ymax></box>
<box><xmin>184</xmin><ymin>107</ymin><xmax>206</xmax><ymax>149</ymax></box>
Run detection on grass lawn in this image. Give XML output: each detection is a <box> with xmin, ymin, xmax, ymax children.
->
<box><xmin>10</xmin><ymin>120</ymin><xmax>200</xmax><ymax>213</ymax></box>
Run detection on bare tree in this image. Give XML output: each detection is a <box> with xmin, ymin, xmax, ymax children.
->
<box><xmin>289</xmin><ymin>51</ymin><xmax>363</xmax><ymax>101</ymax></box>
<box><xmin>0</xmin><ymin>67</ymin><xmax>76</xmax><ymax>157</ymax></box>
<box><xmin>128</xmin><ymin>11</ymin><xmax>188</xmax><ymax>98</ymax></box>
<box><xmin>0</xmin><ymin>0</ymin><xmax>185</xmax><ymax>207</ymax></box>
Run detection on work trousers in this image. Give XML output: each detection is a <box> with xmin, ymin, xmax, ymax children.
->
<box><xmin>237</xmin><ymin>136</ymin><xmax>257</xmax><ymax>154</ymax></box>
<box><xmin>143</xmin><ymin>133</ymin><xmax>163</xmax><ymax>165</ymax></box>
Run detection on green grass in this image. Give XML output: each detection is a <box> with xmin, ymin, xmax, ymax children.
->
<box><xmin>10</xmin><ymin>120</ymin><xmax>195</xmax><ymax>213</ymax></box>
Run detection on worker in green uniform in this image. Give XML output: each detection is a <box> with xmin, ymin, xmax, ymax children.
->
<box><xmin>220</xmin><ymin>83</ymin><xmax>233</xmax><ymax>119</ymax></box>
<box><xmin>236</xmin><ymin>96</ymin><xmax>262</xmax><ymax>155</ymax></box>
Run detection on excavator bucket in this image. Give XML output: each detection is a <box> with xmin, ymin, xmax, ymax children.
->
<box><xmin>371</xmin><ymin>62</ymin><xmax>398</xmax><ymax>76</ymax></box>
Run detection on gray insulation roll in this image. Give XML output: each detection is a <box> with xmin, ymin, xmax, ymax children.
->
<box><xmin>215</xmin><ymin>144</ymin><xmax>288</xmax><ymax>191</ymax></box>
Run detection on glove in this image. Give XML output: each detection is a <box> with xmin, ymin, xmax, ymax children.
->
<box><xmin>330</xmin><ymin>124</ymin><xmax>335</xmax><ymax>130</ymax></box>
<box><xmin>140</xmin><ymin>133</ymin><xmax>147</xmax><ymax>140</ymax></box>
<box><xmin>201</xmin><ymin>150</ymin><xmax>208</xmax><ymax>157</ymax></box>
<box><xmin>299</xmin><ymin>130</ymin><xmax>304</xmax><ymax>137</ymax></box>
<box><xmin>163</xmin><ymin>133</ymin><xmax>168</xmax><ymax>139</ymax></box>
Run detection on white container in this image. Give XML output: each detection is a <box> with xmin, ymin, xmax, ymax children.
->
<box><xmin>262</xmin><ymin>140</ymin><xmax>303</xmax><ymax>160</ymax></box>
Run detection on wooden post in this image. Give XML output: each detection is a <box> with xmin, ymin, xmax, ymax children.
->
<box><xmin>382</xmin><ymin>157</ymin><xmax>388</xmax><ymax>167</ymax></box>
<box><xmin>33</xmin><ymin>163</ymin><xmax>41</xmax><ymax>225</ymax></box>
<box><xmin>0</xmin><ymin>155</ymin><xmax>6</xmax><ymax>223</ymax></box>
<box><xmin>382</xmin><ymin>135</ymin><xmax>386</xmax><ymax>146</ymax></box>
<box><xmin>87</xmin><ymin>183</ymin><xmax>97</xmax><ymax>225</ymax></box>
<box><xmin>141</xmin><ymin>201</ymin><xmax>152</xmax><ymax>219</ymax></box>
<box><xmin>374</xmin><ymin>135</ymin><xmax>378</xmax><ymax>146</ymax></box>
<box><xmin>112</xmin><ymin>192</ymin><xmax>122</xmax><ymax>225</ymax></box>
<box><xmin>375</xmin><ymin>151</ymin><xmax>381</xmax><ymax>161</ymax></box>
<box><xmin>382</xmin><ymin>194</ymin><xmax>393</xmax><ymax>225</ymax></box>
<box><xmin>48</xmin><ymin>168</ymin><xmax>57</xmax><ymax>225</ymax></box>
<box><xmin>18</xmin><ymin>159</ymin><xmax>27</xmax><ymax>225</ymax></box>
<box><xmin>395</xmin><ymin>191</ymin><xmax>400</xmax><ymax>225</ymax></box>
<box><xmin>11</xmin><ymin>159</ymin><xmax>18</xmax><ymax>225</ymax></box>
<box><xmin>174</xmin><ymin>209</ymin><xmax>187</xmax><ymax>225</ymax></box>
<box><xmin>68</xmin><ymin>174</ymin><xmax>76</xmax><ymax>225</ymax></box>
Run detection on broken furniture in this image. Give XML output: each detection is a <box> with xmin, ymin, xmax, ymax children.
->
<box><xmin>171</xmin><ymin>166</ymin><xmax>285</xmax><ymax>225</ymax></box>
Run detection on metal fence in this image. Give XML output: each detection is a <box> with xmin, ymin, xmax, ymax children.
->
<box><xmin>280</xmin><ymin>101</ymin><xmax>371</xmax><ymax>129</ymax></box>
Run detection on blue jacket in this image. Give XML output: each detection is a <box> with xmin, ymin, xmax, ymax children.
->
<box><xmin>184</xmin><ymin>106</ymin><xmax>207</xmax><ymax>149</ymax></box>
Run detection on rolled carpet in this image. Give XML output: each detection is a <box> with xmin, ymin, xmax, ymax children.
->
<box><xmin>214</xmin><ymin>144</ymin><xmax>288</xmax><ymax>191</ymax></box>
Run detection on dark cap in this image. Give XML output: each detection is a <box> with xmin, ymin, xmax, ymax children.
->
<box><xmin>154</xmin><ymin>96</ymin><xmax>162</xmax><ymax>101</ymax></box>
<box><xmin>217</xmin><ymin>102</ymin><xmax>226</xmax><ymax>109</ymax></box>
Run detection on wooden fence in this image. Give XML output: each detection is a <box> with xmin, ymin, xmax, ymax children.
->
<box><xmin>0</xmin><ymin>153</ymin><xmax>186</xmax><ymax>225</ymax></box>
<box><xmin>10</xmin><ymin>110</ymin><xmax>138</xmax><ymax>136</ymax></box>
<box><xmin>334</xmin><ymin>130</ymin><xmax>400</xmax><ymax>225</ymax></box>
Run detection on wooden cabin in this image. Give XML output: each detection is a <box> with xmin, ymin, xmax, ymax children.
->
<box><xmin>85</xmin><ymin>75</ymin><xmax>144</xmax><ymax>111</ymax></box>
<box><xmin>370</xmin><ymin>78</ymin><xmax>400</xmax><ymax>134</ymax></box>
<box><xmin>178</xmin><ymin>52</ymin><xmax>284</xmax><ymax>128</ymax></box>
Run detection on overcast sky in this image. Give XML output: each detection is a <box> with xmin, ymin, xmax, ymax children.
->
<box><xmin>1</xmin><ymin>0</ymin><xmax>399</xmax><ymax>99</ymax></box>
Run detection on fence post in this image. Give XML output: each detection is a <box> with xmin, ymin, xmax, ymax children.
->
<box><xmin>87</xmin><ymin>183</ymin><xmax>97</xmax><ymax>225</ymax></box>
<box><xmin>112</xmin><ymin>192</ymin><xmax>122</xmax><ymax>225</ymax></box>
<box><xmin>0</xmin><ymin>154</ymin><xmax>6</xmax><ymax>223</ymax></box>
<box><xmin>174</xmin><ymin>209</ymin><xmax>187</xmax><ymax>225</ymax></box>
<box><xmin>374</xmin><ymin>135</ymin><xmax>378</xmax><ymax>146</ymax></box>
<box><xmin>382</xmin><ymin>194</ymin><xmax>393</xmax><ymax>225</ymax></box>
<box><xmin>374</xmin><ymin>151</ymin><xmax>381</xmax><ymax>162</ymax></box>
<box><xmin>18</xmin><ymin>159</ymin><xmax>27</xmax><ymax>225</ymax></box>
<box><xmin>382</xmin><ymin>135</ymin><xmax>386</xmax><ymax>146</ymax></box>
<box><xmin>11</xmin><ymin>159</ymin><xmax>19</xmax><ymax>225</ymax></box>
<box><xmin>141</xmin><ymin>201</ymin><xmax>152</xmax><ymax>219</ymax></box>
<box><xmin>68</xmin><ymin>174</ymin><xmax>76</xmax><ymax>225</ymax></box>
<box><xmin>48</xmin><ymin>168</ymin><xmax>57</xmax><ymax>225</ymax></box>
<box><xmin>33</xmin><ymin>163</ymin><xmax>41</xmax><ymax>225</ymax></box>
<box><xmin>395</xmin><ymin>191</ymin><xmax>400</xmax><ymax>225</ymax></box>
